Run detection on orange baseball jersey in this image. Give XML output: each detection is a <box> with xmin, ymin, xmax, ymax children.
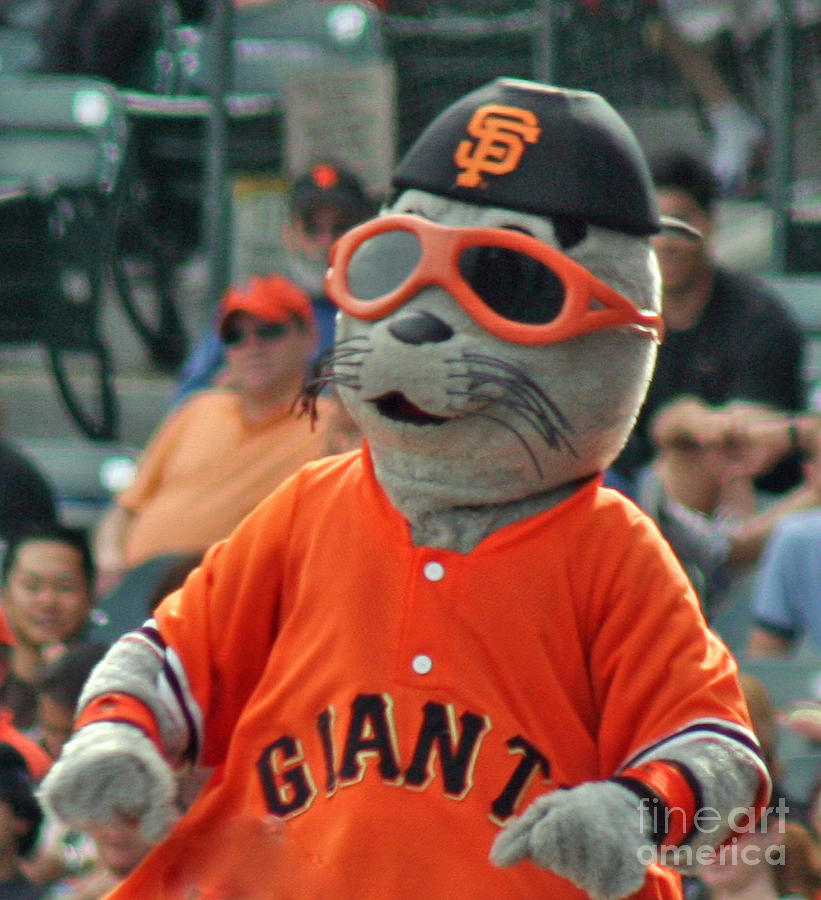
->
<box><xmin>107</xmin><ymin>446</ymin><xmax>766</xmax><ymax>899</ymax></box>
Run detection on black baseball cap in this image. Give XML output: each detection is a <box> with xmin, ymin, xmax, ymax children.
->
<box><xmin>290</xmin><ymin>162</ymin><xmax>373</xmax><ymax>225</ymax></box>
<box><xmin>392</xmin><ymin>78</ymin><xmax>664</xmax><ymax>236</ymax></box>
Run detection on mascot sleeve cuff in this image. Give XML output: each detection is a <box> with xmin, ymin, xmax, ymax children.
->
<box><xmin>75</xmin><ymin>692</ymin><xmax>163</xmax><ymax>752</ymax></box>
<box><xmin>613</xmin><ymin>759</ymin><xmax>699</xmax><ymax>847</ymax></box>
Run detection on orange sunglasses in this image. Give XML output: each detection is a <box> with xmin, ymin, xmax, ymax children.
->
<box><xmin>326</xmin><ymin>214</ymin><xmax>664</xmax><ymax>345</ymax></box>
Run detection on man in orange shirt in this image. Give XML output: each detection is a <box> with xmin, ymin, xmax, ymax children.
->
<box><xmin>93</xmin><ymin>273</ymin><xmax>340</xmax><ymax>597</ymax></box>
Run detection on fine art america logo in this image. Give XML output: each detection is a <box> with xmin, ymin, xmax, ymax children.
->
<box><xmin>635</xmin><ymin>795</ymin><xmax>791</xmax><ymax>868</ymax></box>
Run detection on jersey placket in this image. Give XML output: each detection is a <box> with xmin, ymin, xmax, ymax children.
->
<box><xmin>395</xmin><ymin>548</ymin><xmax>460</xmax><ymax>691</ymax></box>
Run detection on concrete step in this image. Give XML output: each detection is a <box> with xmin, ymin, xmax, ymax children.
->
<box><xmin>0</xmin><ymin>366</ymin><xmax>174</xmax><ymax>448</ymax></box>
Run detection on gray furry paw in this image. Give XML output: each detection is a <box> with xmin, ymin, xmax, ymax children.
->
<box><xmin>490</xmin><ymin>781</ymin><xmax>653</xmax><ymax>900</ymax></box>
<box><xmin>37</xmin><ymin>721</ymin><xmax>179</xmax><ymax>843</ymax></box>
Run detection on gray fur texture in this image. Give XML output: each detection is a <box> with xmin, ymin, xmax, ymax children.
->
<box><xmin>78</xmin><ymin>633</ymin><xmax>189</xmax><ymax>760</ymax></box>
<box><xmin>640</xmin><ymin>739</ymin><xmax>761</xmax><ymax>857</ymax></box>
<box><xmin>37</xmin><ymin>721</ymin><xmax>178</xmax><ymax>842</ymax></box>
<box><xmin>490</xmin><ymin>780</ymin><xmax>653</xmax><ymax>899</ymax></box>
<box><xmin>39</xmin><ymin>632</ymin><xmax>192</xmax><ymax>843</ymax></box>
<box><xmin>490</xmin><ymin>739</ymin><xmax>763</xmax><ymax>892</ymax></box>
<box><xmin>330</xmin><ymin>189</ymin><xmax>661</xmax><ymax>552</ymax></box>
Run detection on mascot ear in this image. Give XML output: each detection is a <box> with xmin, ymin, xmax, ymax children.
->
<box><xmin>391</xmin><ymin>77</ymin><xmax>661</xmax><ymax>238</ymax></box>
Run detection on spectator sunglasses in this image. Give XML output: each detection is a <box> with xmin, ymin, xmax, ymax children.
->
<box><xmin>222</xmin><ymin>321</ymin><xmax>287</xmax><ymax>346</ymax></box>
<box><xmin>327</xmin><ymin>214</ymin><xmax>664</xmax><ymax>345</ymax></box>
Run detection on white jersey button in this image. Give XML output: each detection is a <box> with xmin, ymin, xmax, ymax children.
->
<box><xmin>423</xmin><ymin>561</ymin><xmax>445</xmax><ymax>581</ymax></box>
<box><xmin>412</xmin><ymin>654</ymin><xmax>433</xmax><ymax>675</ymax></box>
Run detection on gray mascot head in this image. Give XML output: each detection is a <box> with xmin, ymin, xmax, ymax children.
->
<box><xmin>320</xmin><ymin>78</ymin><xmax>666</xmax><ymax>550</ymax></box>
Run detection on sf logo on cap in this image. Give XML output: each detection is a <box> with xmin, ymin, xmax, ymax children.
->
<box><xmin>454</xmin><ymin>105</ymin><xmax>541</xmax><ymax>188</ymax></box>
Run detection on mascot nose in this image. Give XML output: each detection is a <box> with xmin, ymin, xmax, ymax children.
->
<box><xmin>388</xmin><ymin>312</ymin><xmax>454</xmax><ymax>345</ymax></box>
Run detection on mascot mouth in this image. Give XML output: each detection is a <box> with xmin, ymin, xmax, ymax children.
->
<box><xmin>371</xmin><ymin>392</ymin><xmax>450</xmax><ymax>426</ymax></box>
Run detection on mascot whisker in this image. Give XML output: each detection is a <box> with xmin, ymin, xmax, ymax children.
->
<box><xmin>447</xmin><ymin>351</ymin><xmax>578</xmax><ymax>467</ymax></box>
<box><xmin>40</xmin><ymin>78</ymin><xmax>769</xmax><ymax>900</ymax></box>
<box><xmin>309</xmin><ymin>336</ymin><xmax>371</xmax><ymax>392</ymax></box>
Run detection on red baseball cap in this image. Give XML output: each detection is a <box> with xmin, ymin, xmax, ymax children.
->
<box><xmin>218</xmin><ymin>274</ymin><xmax>315</xmax><ymax>335</ymax></box>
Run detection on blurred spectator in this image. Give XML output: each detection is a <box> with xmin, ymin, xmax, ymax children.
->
<box><xmin>746</xmin><ymin>512</ymin><xmax>821</xmax><ymax>658</ymax></box>
<box><xmin>739</xmin><ymin>672</ymin><xmax>785</xmax><ymax>797</ymax></box>
<box><xmin>22</xmin><ymin>642</ymin><xmax>111</xmax><ymax>896</ymax></box>
<box><xmin>694</xmin><ymin>819</ymin><xmax>821</xmax><ymax>899</ymax></box>
<box><xmin>283</xmin><ymin>162</ymin><xmax>376</xmax><ymax>353</ymax></box>
<box><xmin>93</xmin><ymin>273</ymin><xmax>339</xmax><ymax>597</ymax></box>
<box><xmin>649</xmin><ymin>2</ymin><xmax>767</xmax><ymax>196</ymax></box>
<box><xmin>0</xmin><ymin>610</ymin><xmax>51</xmax><ymax>782</ymax></box>
<box><xmin>174</xmin><ymin>161</ymin><xmax>375</xmax><ymax>403</ymax></box>
<box><xmin>28</xmin><ymin>816</ymin><xmax>153</xmax><ymax>900</ymax></box>
<box><xmin>614</xmin><ymin>150</ymin><xmax>806</xmax><ymax>507</ymax></box>
<box><xmin>0</xmin><ymin>439</ymin><xmax>58</xmax><ymax>548</ymax></box>
<box><xmin>687</xmin><ymin>674</ymin><xmax>821</xmax><ymax>900</ymax></box>
<box><xmin>34</xmin><ymin>641</ymin><xmax>108</xmax><ymax>761</ymax></box>
<box><xmin>635</xmin><ymin>409</ymin><xmax>821</xmax><ymax>607</ymax></box>
<box><xmin>745</xmin><ymin>418</ymin><xmax>821</xmax><ymax>656</ymax></box>
<box><xmin>0</xmin><ymin>526</ymin><xmax>95</xmax><ymax>734</ymax></box>
<box><xmin>736</xmin><ymin>671</ymin><xmax>814</xmax><ymax>827</ymax></box>
<box><xmin>37</xmin><ymin>818</ymin><xmax>153</xmax><ymax>900</ymax></box>
<box><xmin>608</xmin><ymin>150</ymin><xmax>811</xmax><ymax>596</ymax></box>
<box><xmin>0</xmin><ymin>742</ymin><xmax>46</xmax><ymax>899</ymax></box>
<box><xmin>776</xmin><ymin>823</ymin><xmax>821</xmax><ymax>898</ymax></box>
<box><xmin>649</xmin><ymin>2</ymin><xmax>821</xmax><ymax>197</ymax></box>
